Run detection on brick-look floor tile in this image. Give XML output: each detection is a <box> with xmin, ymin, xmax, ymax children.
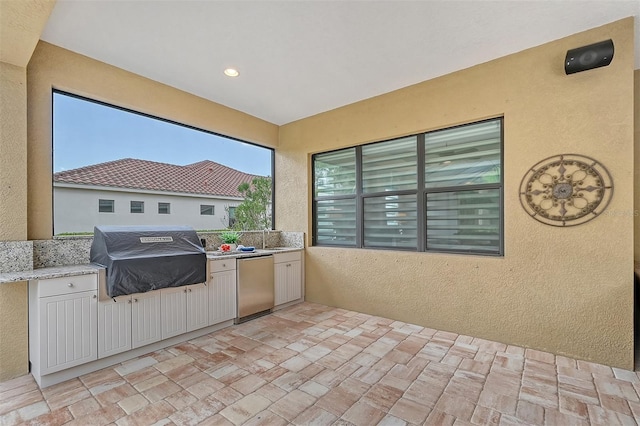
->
<box><xmin>168</xmin><ymin>396</ymin><xmax>225</xmax><ymax>425</ymax></box>
<box><xmin>68</xmin><ymin>396</ymin><xmax>101</xmax><ymax>417</ymax></box>
<box><xmin>361</xmin><ymin>383</ymin><xmax>402</xmax><ymax>411</ymax></box>
<box><xmin>142</xmin><ymin>379</ymin><xmax>182</xmax><ymax>403</ymax></box>
<box><xmin>0</xmin><ymin>389</ymin><xmax>43</xmax><ymax>416</ymax></box>
<box><xmin>269</xmin><ymin>389</ymin><xmax>316</xmax><ymax>421</ymax></box>
<box><xmin>389</xmin><ymin>397</ymin><xmax>431</xmax><ymax>424</ymax></box>
<box><xmin>229</xmin><ymin>374</ymin><xmax>267</xmax><ymax>395</ymax></box>
<box><xmin>341</xmin><ymin>401</ymin><xmax>386</xmax><ymax>425</ymax></box>
<box><xmin>243</xmin><ymin>409</ymin><xmax>288</xmax><ymax>426</ymax></box>
<box><xmin>377</xmin><ymin>413</ymin><xmax>408</xmax><ymax>426</ymax></box>
<box><xmin>22</xmin><ymin>407</ymin><xmax>74</xmax><ymax>426</ymax></box>
<box><xmin>433</xmin><ymin>392</ymin><xmax>476</xmax><ymax>421</ymax></box>
<box><xmin>292</xmin><ymin>406</ymin><xmax>337</xmax><ymax>425</ymax></box>
<box><xmin>185</xmin><ymin>377</ymin><xmax>225</xmax><ymax>399</ymax></box>
<box><xmin>219</xmin><ymin>394</ymin><xmax>271</xmax><ymax>425</ymax></box>
<box><xmin>424</xmin><ymin>409</ymin><xmax>456</xmax><ymax>426</ymax></box>
<box><xmin>115</xmin><ymin>400</ymin><xmax>175</xmax><ymax>426</ymax></box>
<box><xmin>470</xmin><ymin>405</ymin><xmax>501</xmax><ymax>425</ymax></box>
<box><xmin>118</xmin><ymin>393</ymin><xmax>150</xmax><ymax>414</ymax></box>
<box><xmin>9</xmin><ymin>302</ymin><xmax>640</xmax><ymax>426</ymax></box>
<box><xmin>316</xmin><ymin>387</ymin><xmax>359</xmax><ymax>417</ymax></box>
<box><xmin>191</xmin><ymin>413</ymin><xmax>233</xmax><ymax>425</ymax></box>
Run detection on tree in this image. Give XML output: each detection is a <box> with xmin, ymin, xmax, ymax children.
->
<box><xmin>233</xmin><ymin>176</ymin><xmax>272</xmax><ymax>230</ymax></box>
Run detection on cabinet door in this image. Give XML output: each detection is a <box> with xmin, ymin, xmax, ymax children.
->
<box><xmin>132</xmin><ymin>291</ymin><xmax>162</xmax><ymax>349</ymax></box>
<box><xmin>186</xmin><ymin>283</ymin><xmax>209</xmax><ymax>332</ymax></box>
<box><xmin>275</xmin><ymin>260</ymin><xmax>302</xmax><ymax>305</ymax></box>
<box><xmin>161</xmin><ymin>287</ymin><xmax>187</xmax><ymax>339</ymax></box>
<box><xmin>209</xmin><ymin>270</ymin><xmax>237</xmax><ymax>325</ymax></box>
<box><xmin>98</xmin><ymin>296</ymin><xmax>132</xmax><ymax>359</ymax></box>
<box><xmin>39</xmin><ymin>290</ymin><xmax>97</xmax><ymax>375</ymax></box>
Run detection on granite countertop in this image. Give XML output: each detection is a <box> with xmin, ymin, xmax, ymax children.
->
<box><xmin>0</xmin><ymin>264</ymin><xmax>102</xmax><ymax>284</ymax></box>
<box><xmin>206</xmin><ymin>247</ymin><xmax>303</xmax><ymax>260</ymax></box>
<box><xmin>0</xmin><ymin>247</ymin><xmax>303</xmax><ymax>284</ymax></box>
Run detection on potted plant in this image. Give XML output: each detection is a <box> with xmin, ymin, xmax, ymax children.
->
<box><xmin>219</xmin><ymin>230</ymin><xmax>241</xmax><ymax>251</ymax></box>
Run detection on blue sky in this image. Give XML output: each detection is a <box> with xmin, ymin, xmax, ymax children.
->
<box><xmin>53</xmin><ymin>92</ymin><xmax>273</xmax><ymax>176</ymax></box>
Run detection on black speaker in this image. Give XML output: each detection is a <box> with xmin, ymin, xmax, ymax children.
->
<box><xmin>565</xmin><ymin>39</ymin><xmax>614</xmax><ymax>75</ymax></box>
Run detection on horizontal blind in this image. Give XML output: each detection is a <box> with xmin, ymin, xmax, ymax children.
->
<box><xmin>362</xmin><ymin>137</ymin><xmax>417</xmax><ymax>193</ymax></box>
<box><xmin>316</xmin><ymin>198</ymin><xmax>357</xmax><ymax>246</ymax></box>
<box><xmin>425</xmin><ymin>120</ymin><xmax>501</xmax><ymax>188</ymax></box>
<box><xmin>364</xmin><ymin>194</ymin><xmax>417</xmax><ymax>248</ymax></box>
<box><xmin>314</xmin><ymin>148</ymin><xmax>356</xmax><ymax>197</ymax></box>
<box><xmin>426</xmin><ymin>189</ymin><xmax>500</xmax><ymax>253</ymax></box>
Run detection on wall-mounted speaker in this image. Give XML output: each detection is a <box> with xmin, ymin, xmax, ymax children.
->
<box><xmin>564</xmin><ymin>39</ymin><xmax>614</xmax><ymax>75</ymax></box>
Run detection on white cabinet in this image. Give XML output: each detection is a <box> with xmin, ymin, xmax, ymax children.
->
<box><xmin>209</xmin><ymin>259</ymin><xmax>237</xmax><ymax>325</ymax></box>
<box><xmin>98</xmin><ymin>295</ymin><xmax>132</xmax><ymax>358</ymax></box>
<box><xmin>274</xmin><ymin>251</ymin><xmax>302</xmax><ymax>306</ymax></box>
<box><xmin>161</xmin><ymin>283</ymin><xmax>210</xmax><ymax>339</ymax></box>
<box><xmin>186</xmin><ymin>283</ymin><xmax>209</xmax><ymax>332</ymax></box>
<box><xmin>29</xmin><ymin>274</ymin><xmax>98</xmax><ymax>376</ymax></box>
<box><xmin>161</xmin><ymin>287</ymin><xmax>187</xmax><ymax>339</ymax></box>
<box><xmin>131</xmin><ymin>290</ymin><xmax>162</xmax><ymax>349</ymax></box>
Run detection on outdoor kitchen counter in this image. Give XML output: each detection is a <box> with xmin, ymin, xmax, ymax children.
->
<box><xmin>0</xmin><ymin>264</ymin><xmax>102</xmax><ymax>284</ymax></box>
<box><xmin>206</xmin><ymin>247</ymin><xmax>303</xmax><ymax>260</ymax></box>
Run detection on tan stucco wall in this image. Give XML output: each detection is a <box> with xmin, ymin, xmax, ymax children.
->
<box><xmin>635</xmin><ymin>69</ymin><xmax>640</xmax><ymax>265</ymax></box>
<box><xmin>278</xmin><ymin>18</ymin><xmax>636</xmax><ymax>368</ymax></box>
<box><xmin>0</xmin><ymin>62</ymin><xmax>30</xmax><ymax>381</ymax></box>
<box><xmin>0</xmin><ymin>0</ymin><xmax>54</xmax><ymax>381</ymax></box>
<box><xmin>27</xmin><ymin>41</ymin><xmax>279</xmax><ymax>240</ymax></box>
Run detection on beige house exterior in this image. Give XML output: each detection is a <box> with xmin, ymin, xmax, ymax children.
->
<box><xmin>0</xmin><ymin>1</ymin><xmax>638</xmax><ymax>382</ymax></box>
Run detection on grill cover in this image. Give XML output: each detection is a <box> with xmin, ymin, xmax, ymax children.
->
<box><xmin>90</xmin><ymin>225</ymin><xmax>206</xmax><ymax>297</ymax></box>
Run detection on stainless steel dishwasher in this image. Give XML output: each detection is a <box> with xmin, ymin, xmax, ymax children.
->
<box><xmin>236</xmin><ymin>255</ymin><xmax>274</xmax><ymax>323</ymax></box>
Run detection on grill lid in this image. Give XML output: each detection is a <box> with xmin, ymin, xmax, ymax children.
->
<box><xmin>90</xmin><ymin>225</ymin><xmax>206</xmax><ymax>297</ymax></box>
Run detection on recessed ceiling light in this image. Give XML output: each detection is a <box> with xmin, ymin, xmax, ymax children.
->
<box><xmin>224</xmin><ymin>68</ymin><xmax>239</xmax><ymax>77</ymax></box>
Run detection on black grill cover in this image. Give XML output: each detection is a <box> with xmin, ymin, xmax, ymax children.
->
<box><xmin>90</xmin><ymin>225</ymin><xmax>206</xmax><ymax>298</ymax></box>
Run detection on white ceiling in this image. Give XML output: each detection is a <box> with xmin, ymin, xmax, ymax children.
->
<box><xmin>41</xmin><ymin>1</ymin><xmax>639</xmax><ymax>126</ymax></box>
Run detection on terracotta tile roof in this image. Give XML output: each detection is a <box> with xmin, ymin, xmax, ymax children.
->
<box><xmin>53</xmin><ymin>158</ymin><xmax>260</xmax><ymax>198</ymax></box>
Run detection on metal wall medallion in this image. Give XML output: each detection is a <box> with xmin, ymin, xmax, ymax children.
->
<box><xmin>519</xmin><ymin>154</ymin><xmax>613</xmax><ymax>227</ymax></box>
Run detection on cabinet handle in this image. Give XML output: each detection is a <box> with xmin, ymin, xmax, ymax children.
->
<box><xmin>68</xmin><ymin>283</ymin><xmax>74</xmax><ymax>287</ymax></box>
<box><xmin>188</xmin><ymin>289</ymin><xmax>192</xmax><ymax>292</ymax></box>
<box><xmin>93</xmin><ymin>294</ymin><xmax>97</xmax><ymax>299</ymax></box>
<box><xmin>134</xmin><ymin>298</ymin><xmax>138</xmax><ymax>303</ymax></box>
<box><xmin>222</xmin><ymin>263</ymin><xmax>226</xmax><ymax>268</ymax></box>
<box><xmin>128</xmin><ymin>299</ymin><xmax>132</xmax><ymax>304</ymax></box>
<box><xmin>184</xmin><ymin>289</ymin><xmax>188</xmax><ymax>293</ymax></box>
<box><xmin>203</xmin><ymin>283</ymin><xmax>207</xmax><ymax>287</ymax></box>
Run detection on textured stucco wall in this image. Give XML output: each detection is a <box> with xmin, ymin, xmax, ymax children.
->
<box><xmin>0</xmin><ymin>62</ymin><xmax>30</xmax><ymax>381</ymax></box>
<box><xmin>27</xmin><ymin>41</ymin><xmax>279</xmax><ymax>240</ymax></box>
<box><xmin>635</xmin><ymin>69</ymin><xmax>640</xmax><ymax>265</ymax></box>
<box><xmin>278</xmin><ymin>19</ymin><xmax>636</xmax><ymax>368</ymax></box>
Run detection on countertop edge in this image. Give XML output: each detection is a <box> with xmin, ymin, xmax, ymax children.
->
<box><xmin>0</xmin><ymin>264</ymin><xmax>102</xmax><ymax>284</ymax></box>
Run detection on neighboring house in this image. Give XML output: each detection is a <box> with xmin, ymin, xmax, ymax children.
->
<box><xmin>53</xmin><ymin>158</ymin><xmax>255</xmax><ymax>234</ymax></box>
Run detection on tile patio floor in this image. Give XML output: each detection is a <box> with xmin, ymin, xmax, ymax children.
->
<box><xmin>1</xmin><ymin>302</ymin><xmax>639</xmax><ymax>426</ymax></box>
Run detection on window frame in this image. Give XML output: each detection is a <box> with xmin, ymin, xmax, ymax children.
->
<box><xmin>98</xmin><ymin>199</ymin><xmax>114</xmax><ymax>213</ymax></box>
<box><xmin>130</xmin><ymin>200</ymin><xmax>144</xmax><ymax>214</ymax></box>
<box><xmin>158</xmin><ymin>202</ymin><xmax>170</xmax><ymax>214</ymax></box>
<box><xmin>312</xmin><ymin>117</ymin><xmax>504</xmax><ymax>256</ymax></box>
<box><xmin>200</xmin><ymin>204</ymin><xmax>215</xmax><ymax>216</ymax></box>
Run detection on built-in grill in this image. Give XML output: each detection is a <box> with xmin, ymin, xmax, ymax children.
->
<box><xmin>90</xmin><ymin>225</ymin><xmax>206</xmax><ymax>298</ymax></box>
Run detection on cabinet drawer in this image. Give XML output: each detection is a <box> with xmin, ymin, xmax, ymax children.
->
<box><xmin>38</xmin><ymin>274</ymin><xmax>98</xmax><ymax>298</ymax></box>
<box><xmin>209</xmin><ymin>259</ymin><xmax>236</xmax><ymax>273</ymax></box>
<box><xmin>273</xmin><ymin>251</ymin><xmax>301</xmax><ymax>264</ymax></box>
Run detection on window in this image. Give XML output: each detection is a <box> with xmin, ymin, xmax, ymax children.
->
<box><xmin>130</xmin><ymin>201</ymin><xmax>144</xmax><ymax>214</ymax></box>
<box><xmin>158</xmin><ymin>202</ymin><xmax>170</xmax><ymax>214</ymax></box>
<box><xmin>200</xmin><ymin>205</ymin><xmax>215</xmax><ymax>215</ymax></box>
<box><xmin>228</xmin><ymin>206</ymin><xmax>236</xmax><ymax>227</ymax></box>
<box><xmin>52</xmin><ymin>91</ymin><xmax>274</xmax><ymax>235</ymax></box>
<box><xmin>312</xmin><ymin>118</ymin><xmax>503</xmax><ymax>255</ymax></box>
<box><xmin>98</xmin><ymin>199</ymin><xmax>114</xmax><ymax>213</ymax></box>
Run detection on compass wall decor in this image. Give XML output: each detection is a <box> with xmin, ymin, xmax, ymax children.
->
<box><xmin>519</xmin><ymin>154</ymin><xmax>613</xmax><ymax>227</ymax></box>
